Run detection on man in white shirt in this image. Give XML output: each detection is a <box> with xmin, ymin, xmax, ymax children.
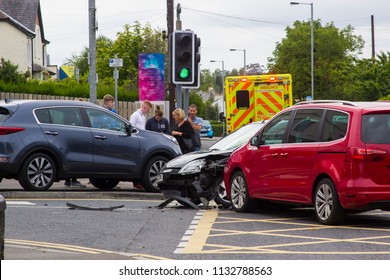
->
<box><xmin>129</xmin><ymin>100</ymin><xmax>152</xmax><ymax>129</ymax></box>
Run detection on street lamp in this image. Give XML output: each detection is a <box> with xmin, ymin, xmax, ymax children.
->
<box><xmin>229</xmin><ymin>48</ymin><xmax>246</xmax><ymax>75</ymax></box>
<box><xmin>290</xmin><ymin>2</ymin><xmax>314</xmax><ymax>100</ymax></box>
<box><xmin>210</xmin><ymin>59</ymin><xmax>226</xmax><ymax>135</ymax></box>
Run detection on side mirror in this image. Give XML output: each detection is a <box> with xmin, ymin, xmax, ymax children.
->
<box><xmin>125</xmin><ymin>123</ymin><xmax>135</xmax><ymax>136</ymax></box>
<box><xmin>250</xmin><ymin>136</ymin><xmax>259</xmax><ymax>146</ymax></box>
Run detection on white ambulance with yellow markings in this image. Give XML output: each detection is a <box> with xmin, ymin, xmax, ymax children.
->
<box><xmin>224</xmin><ymin>74</ymin><xmax>292</xmax><ymax>133</ymax></box>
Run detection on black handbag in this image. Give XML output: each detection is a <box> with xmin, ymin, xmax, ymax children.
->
<box><xmin>183</xmin><ymin>137</ymin><xmax>193</xmax><ymax>149</ymax></box>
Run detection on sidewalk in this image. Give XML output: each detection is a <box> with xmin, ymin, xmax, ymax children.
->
<box><xmin>0</xmin><ymin>179</ymin><xmax>164</xmax><ymax>200</ymax></box>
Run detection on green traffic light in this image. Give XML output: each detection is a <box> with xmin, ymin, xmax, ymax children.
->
<box><xmin>179</xmin><ymin>68</ymin><xmax>190</xmax><ymax>79</ymax></box>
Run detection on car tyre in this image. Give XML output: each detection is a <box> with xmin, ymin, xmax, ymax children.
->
<box><xmin>314</xmin><ymin>178</ymin><xmax>345</xmax><ymax>225</ymax></box>
<box><xmin>141</xmin><ymin>156</ymin><xmax>169</xmax><ymax>192</ymax></box>
<box><xmin>230</xmin><ymin>171</ymin><xmax>255</xmax><ymax>212</ymax></box>
<box><xmin>89</xmin><ymin>178</ymin><xmax>120</xmax><ymax>189</ymax></box>
<box><xmin>18</xmin><ymin>153</ymin><xmax>56</xmax><ymax>191</ymax></box>
<box><xmin>214</xmin><ymin>177</ymin><xmax>232</xmax><ymax>208</ymax></box>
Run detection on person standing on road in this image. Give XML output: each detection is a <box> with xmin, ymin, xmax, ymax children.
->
<box><xmin>145</xmin><ymin>105</ymin><xmax>170</xmax><ymax>134</ymax></box>
<box><xmin>171</xmin><ymin>108</ymin><xmax>194</xmax><ymax>154</ymax></box>
<box><xmin>186</xmin><ymin>104</ymin><xmax>203</xmax><ymax>151</ymax></box>
<box><xmin>129</xmin><ymin>100</ymin><xmax>152</xmax><ymax>190</ymax></box>
<box><xmin>64</xmin><ymin>178</ymin><xmax>86</xmax><ymax>188</ymax></box>
<box><xmin>129</xmin><ymin>100</ymin><xmax>152</xmax><ymax>129</ymax></box>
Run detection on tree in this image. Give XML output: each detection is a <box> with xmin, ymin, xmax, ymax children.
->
<box><xmin>268</xmin><ymin>20</ymin><xmax>364</xmax><ymax>101</ymax></box>
<box><xmin>199</xmin><ymin>69</ymin><xmax>213</xmax><ymax>92</ymax></box>
<box><xmin>64</xmin><ymin>22</ymin><xmax>167</xmax><ymax>96</ymax></box>
<box><xmin>112</xmin><ymin>22</ymin><xmax>167</xmax><ymax>92</ymax></box>
<box><xmin>63</xmin><ymin>47</ymin><xmax>89</xmax><ymax>77</ymax></box>
<box><xmin>0</xmin><ymin>58</ymin><xmax>26</xmax><ymax>83</ymax></box>
<box><xmin>347</xmin><ymin>51</ymin><xmax>390</xmax><ymax>101</ymax></box>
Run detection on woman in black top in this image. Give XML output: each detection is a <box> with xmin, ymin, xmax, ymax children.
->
<box><xmin>171</xmin><ymin>108</ymin><xmax>194</xmax><ymax>154</ymax></box>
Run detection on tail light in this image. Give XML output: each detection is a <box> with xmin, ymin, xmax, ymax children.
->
<box><xmin>0</xmin><ymin>127</ymin><xmax>25</xmax><ymax>135</ymax></box>
<box><xmin>346</xmin><ymin>147</ymin><xmax>387</xmax><ymax>162</ymax></box>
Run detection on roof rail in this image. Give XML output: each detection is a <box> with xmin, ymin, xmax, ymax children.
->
<box><xmin>294</xmin><ymin>100</ymin><xmax>357</xmax><ymax>106</ymax></box>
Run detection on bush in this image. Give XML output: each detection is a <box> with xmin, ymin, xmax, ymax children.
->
<box><xmin>0</xmin><ymin>58</ymin><xmax>26</xmax><ymax>84</ymax></box>
<box><xmin>210</xmin><ymin>120</ymin><xmax>224</xmax><ymax>137</ymax></box>
<box><xmin>0</xmin><ymin>76</ymin><xmax>139</xmax><ymax>101</ymax></box>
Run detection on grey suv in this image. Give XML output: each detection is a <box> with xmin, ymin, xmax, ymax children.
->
<box><xmin>0</xmin><ymin>99</ymin><xmax>181</xmax><ymax>192</ymax></box>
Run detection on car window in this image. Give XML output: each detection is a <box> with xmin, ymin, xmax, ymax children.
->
<box><xmin>0</xmin><ymin>107</ymin><xmax>10</xmax><ymax>122</ymax></box>
<box><xmin>85</xmin><ymin>108</ymin><xmax>126</xmax><ymax>132</ymax></box>
<box><xmin>236</xmin><ymin>90</ymin><xmax>250</xmax><ymax>109</ymax></box>
<box><xmin>288</xmin><ymin>109</ymin><xmax>323</xmax><ymax>143</ymax></box>
<box><xmin>261</xmin><ymin>111</ymin><xmax>292</xmax><ymax>145</ymax></box>
<box><xmin>361</xmin><ymin>113</ymin><xmax>390</xmax><ymax>144</ymax></box>
<box><xmin>320</xmin><ymin>110</ymin><xmax>349</xmax><ymax>142</ymax></box>
<box><xmin>35</xmin><ymin>107</ymin><xmax>84</xmax><ymax>127</ymax></box>
<box><xmin>210</xmin><ymin>122</ymin><xmax>265</xmax><ymax>151</ymax></box>
<box><xmin>202</xmin><ymin>120</ymin><xmax>211</xmax><ymax>127</ymax></box>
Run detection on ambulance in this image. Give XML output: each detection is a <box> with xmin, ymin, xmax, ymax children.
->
<box><xmin>224</xmin><ymin>74</ymin><xmax>292</xmax><ymax>133</ymax></box>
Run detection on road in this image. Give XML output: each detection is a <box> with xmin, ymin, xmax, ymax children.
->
<box><xmin>2</xmin><ymin>137</ymin><xmax>390</xmax><ymax>262</ymax></box>
<box><xmin>4</xmin><ymin>196</ymin><xmax>390</xmax><ymax>260</ymax></box>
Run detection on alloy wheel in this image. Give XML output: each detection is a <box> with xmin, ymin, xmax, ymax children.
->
<box><xmin>231</xmin><ymin>175</ymin><xmax>247</xmax><ymax>209</ymax></box>
<box><xmin>315</xmin><ymin>182</ymin><xmax>333</xmax><ymax>221</ymax></box>
<box><xmin>27</xmin><ymin>156</ymin><xmax>54</xmax><ymax>188</ymax></box>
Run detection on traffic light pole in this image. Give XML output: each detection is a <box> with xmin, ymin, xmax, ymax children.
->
<box><xmin>175</xmin><ymin>4</ymin><xmax>183</xmax><ymax>110</ymax></box>
<box><xmin>167</xmin><ymin>0</ymin><xmax>175</xmax><ymax>127</ymax></box>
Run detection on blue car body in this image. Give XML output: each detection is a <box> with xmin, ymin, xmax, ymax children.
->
<box><xmin>200</xmin><ymin>120</ymin><xmax>213</xmax><ymax>138</ymax></box>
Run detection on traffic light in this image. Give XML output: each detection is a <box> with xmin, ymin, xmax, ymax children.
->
<box><xmin>192</xmin><ymin>34</ymin><xmax>201</xmax><ymax>87</ymax></box>
<box><xmin>183</xmin><ymin>33</ymin><xmax>201</xmax><ymax>89</ymax></box>
<box><xmin>172</xmin><ymin>30</ymin><xmax>195</xmax><ymax>84</ymax></box>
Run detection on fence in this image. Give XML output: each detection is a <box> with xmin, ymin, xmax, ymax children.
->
<box><xmin>0</xmin><ymin>92</ymin><xmax>170</xmax><ymax>121</ymax></box>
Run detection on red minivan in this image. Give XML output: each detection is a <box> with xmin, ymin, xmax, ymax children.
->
<box><xmin>224</xmin><ymin>100</ymin><xmax>390</xmax><ymax>224</ymax></box>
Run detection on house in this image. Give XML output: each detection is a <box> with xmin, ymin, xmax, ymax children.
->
<box><xmin>0</xmin><ymin>0</ymin><xmax>54</xmax><ymax>79</ymax></box>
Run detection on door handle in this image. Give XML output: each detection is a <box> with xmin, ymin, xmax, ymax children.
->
<box><xmin>280</xmin><ymin>153</ymin><xmax>288</xmax><ymax>157</ymax></box>
<box><xmin>271</xmin><ymin>153</ymin><xmax>279</xmax><ymax>157</ymax></box>
<box><xmin>94</xmin><ymin>135</ymin><xmax>107</xmax><ymax>140</ymax></box>
<box><xmin>44</xmin><ymin>131</ymin><xmax>59</xmax><ymax>136</ymax></box>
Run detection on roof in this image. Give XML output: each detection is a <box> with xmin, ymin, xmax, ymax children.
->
<box><xmin>0</xmin><ymin>99</ymin><xmax>100</xmax><ymax>108</ymax></box>
<box><xmin>294</xmin><ymin>100</ymin><xmax>390</xmax><ymax>109</ymax></box>
<box><xmin>0</xmin><ymin>9</ymin><xmax>35</xmax><ymax>37</ymax></box>
<box><xmin>0</xmin><ymin>0</ymin><xmax>47</xmax><ymax>42</ymax></box>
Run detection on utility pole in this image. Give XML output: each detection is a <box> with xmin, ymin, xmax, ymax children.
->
<box><xmin>88</xmin><ymin>0</ymin><xmax>97</xmax><ymax>103</ymax></box>
<box><xmin>175</xmin><ymin>3</ymin><xmax>183</xmax><ymax>111</ymax></box>
<box><xmin>371</xmin><ymin>15</ymin><xmax>375</xmax><ymax>60</ymax></box>
<box><xmin>167</xmin><ymin>0</ymin><xmax>175</xmax><ymax>127</ymax></box>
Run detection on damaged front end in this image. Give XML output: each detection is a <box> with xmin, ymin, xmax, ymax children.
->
<box><xmin>157</xmin><ymin>154</ymin><xmax>231</xmax><ymax>209</ymax></box>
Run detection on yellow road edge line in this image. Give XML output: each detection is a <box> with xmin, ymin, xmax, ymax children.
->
<box><xmin>5</xmin><ymin>239</ymin><xmax>112</xmax><ymax>254</ymax></box>
<box><xmin>182</xmin><ymin>210</ymin><xmax>218</xmax><ymax>254</ymax></box>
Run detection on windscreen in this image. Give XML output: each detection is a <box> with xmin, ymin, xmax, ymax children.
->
<box><xmin>210</xmin><ymin>122</ymin><xmax>265</xmax><ymax>151</ymax></box>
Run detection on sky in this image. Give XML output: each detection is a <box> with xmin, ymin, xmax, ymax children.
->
<box><xmin>39</xmin><ymin>0</ymin><xmax>390</xmax><ymax>72</ymax></box>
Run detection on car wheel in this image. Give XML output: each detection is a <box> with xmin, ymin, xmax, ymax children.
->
<box><xmin>141</xmin><ymin>156</ymin><xmax>169</xmax><ymax>193</ymax></box>
<box><xmin>89</xmin><ymin>178</ymin><xmax>119</xmax><ymax>189</ymax></box>
<box><xmin>18</xmin><ymin>153</ymin><xmax>56</xmax><ymax>191</ymax></box>
<box><xmin>213</xmin><ymin>177</ymin><xmax>232</xmax><ymax>208</ymax></box>
<box><xmin>314</xmin><ymin>178</ymin><xmax>345</xmax><ymax>225</ymax></box>
<box><xmin>230</xmin><ymin>171</ymin><xmax>255</xmax><ymax>212</ymax></box>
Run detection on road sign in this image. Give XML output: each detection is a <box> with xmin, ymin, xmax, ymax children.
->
<box><xmin>109</xmin><ymin>58</ymin><xmax>123</xmax><ymax>68</ymax></box>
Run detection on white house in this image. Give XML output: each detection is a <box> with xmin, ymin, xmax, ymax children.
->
<box><xmin>0</xmin><ymin>0</ymin><xmax>53</xmax><ymax>79</ymax></box>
